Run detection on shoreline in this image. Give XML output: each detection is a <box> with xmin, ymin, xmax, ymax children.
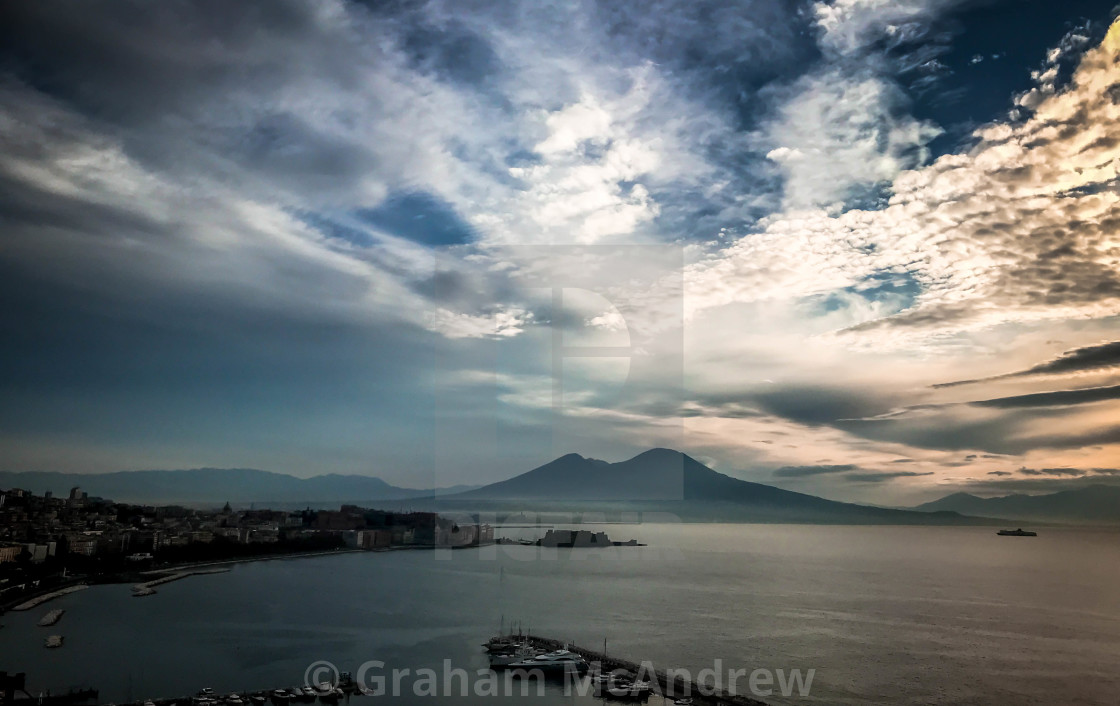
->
<box><xmin>1</xmin><ymin>548</ymin><xmax>367</xmax><ymax>613</ymax></box>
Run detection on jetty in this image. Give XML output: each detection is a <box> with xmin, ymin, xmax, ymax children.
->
<box><xmin>132</xmin><ymin>568</ymin><xmax>229</xmax><ymax>597</ymax></box>
<box><xmin>526</xmin><ymin>635</ymin><xmax>768</xmax><ymax>706</ymax></box>
<box><xmin>37</xmin><ymin>609</ymin><xmax>65</xmax><ymax>627</ymax></box>
<box><xmin>12</xmin><ymin>585</ymin><xmax>88</xmax><ymax>611</ymax></box>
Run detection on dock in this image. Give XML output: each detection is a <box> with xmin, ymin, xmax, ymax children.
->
<box><xmin>526</xmin><ymin>635</ymin><xmax>768</xmax><ymax>706</ymax></box>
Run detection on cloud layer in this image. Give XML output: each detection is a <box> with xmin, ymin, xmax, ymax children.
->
<box><xmin>0</xmin><ymin>0</ymin><xmax>1117</xmax><ymax>503</ymax></box>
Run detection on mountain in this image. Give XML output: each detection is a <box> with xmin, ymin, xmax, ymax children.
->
<box><xmin>0</xmin><ymin>468</ymin><xmax>478</xmax><ymax>506</ymax></box>
<box><xmin>913</xmin><ymin>485</ymin><xmax>1120</xmax><ymax>524</ymax></box>
<box><xmin>445</xmin><ymin>449</ymin><xmax>992</xmax><ymax>525</ymax></box>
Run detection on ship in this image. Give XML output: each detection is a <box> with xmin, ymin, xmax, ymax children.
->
<box><xmin>997</xmin><ymin>528</ymin><xmax>1037</xmax><ymax>536</ymax></box>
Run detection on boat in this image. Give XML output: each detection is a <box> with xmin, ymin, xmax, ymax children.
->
<box><xmin>249</xmin><ymin>696</ymin><xmax>266</xmax><ymax>705</ymax></box>
<box><xmin>504</xmin><ymin>649</ymin><xmax>588</xmax><ymax>674</ymax></box>
<box><xmin>199</xmin><ymin>689</ymin><xmax>215</xmax><ymax>697</ymax></box>
<box><xmin>270</xmin><ymin>689</ymin><xmax>290</xmax><ymax>704</ymax></box>
<box><xmin>225</xmin><ymin>695</ymin><xmax>243</xmax><ymax>705</ymax></box>
<box><xmin>673</xmin><ymin>699</ymin><xmax>693</xmax><ymax>706</ymax></box>
<box><xmin>997</xmin><ymin>528</ymin><xmax>1037</xmax><ymax>537</ymax></box>
<box><xmin>597</xmin><ymin>675</ymin><xmax>652</xmax><ymax>700</ymax></box>
<box><xmin>337</xmin><ymin>673</ymin><xmax>354</xmax><ymax>693</ymax></box>
<box><xmin>44</xmin><ymin>634</ymin><xmax>63</xmax><ymax>648</ymax></box>
<box><xmin>489</xmin><ymin>642</ymin><xmax>539</xmax><ymax>667</ymax></box>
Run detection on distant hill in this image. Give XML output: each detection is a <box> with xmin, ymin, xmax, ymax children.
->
<box><xmin>0</xmin><ymin>468</ymin><xmax>478</xmax><ymax>506</ymax></box>
<box><xmin>444</xmin><ymin>448</ymin><xmax>994</xmax><ymax>525</ymax></box>
<box><xmin>912</xmin><ymin>485</ymin><xmax>1120</xmax><ymax>525</ymax></box>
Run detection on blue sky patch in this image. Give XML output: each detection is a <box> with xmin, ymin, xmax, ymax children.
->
<box><xmin>356</xmin><ymin>192</ymin><xmax>477</xmax><ymax>247</ymax></box>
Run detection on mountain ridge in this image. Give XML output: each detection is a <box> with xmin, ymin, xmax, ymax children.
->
<box><xmin>444</xmin><ymin>448</ymin><xmax>998</xmax><ymax>525</ymax></box>
<box><xmin>0</xmin><ymin>467</ymin><xmax>476</xmax><ymax>506</ymax></box>
<box><xmin>912</xmin><ymin>484</ymin><xmax>1120</xmax><ymax>524</ymax></box>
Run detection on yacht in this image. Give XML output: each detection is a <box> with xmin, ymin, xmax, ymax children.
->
<box><xmin>489</xmin><ymin>642</ymin><xmax>539</xmax><ymax>667</ymax></box>
<box><xmin>505</xmin><ymin>649</ymin><xmax>588</xmax><ymax>673</ymax></box>
<box><xmin>597</xmin><ymin>675</ymin><xmax>653</xmax><ymax>700</ymax></box>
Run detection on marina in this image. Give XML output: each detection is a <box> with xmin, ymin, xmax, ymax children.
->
<box><xmin>491</xmin><ymin>634</ymin><xmax>769</xmax><ymax>706</ymax></box>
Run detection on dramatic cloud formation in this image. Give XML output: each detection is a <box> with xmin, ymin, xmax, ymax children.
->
<box><xmin>935</xmin><ymin>340</ymin><xmax>1120</xmax><ymax>387</ymax></box>
<box><xmin>0</xmin><ymin>0</ymin><xmax>1117</xmax><ymax>504</ymax></box>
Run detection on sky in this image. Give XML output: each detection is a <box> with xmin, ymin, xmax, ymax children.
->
<box><xmin>0</xmin><ymin>0</ymin><xmax>1118</xmax><ymax>505</ymax></box>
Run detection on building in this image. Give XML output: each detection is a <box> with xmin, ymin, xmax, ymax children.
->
<box><xmin>0</xmin><ymin>544</ymin><xmax>23</xmax><ymax>563</ymax></box>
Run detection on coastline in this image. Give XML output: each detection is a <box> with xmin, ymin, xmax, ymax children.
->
<box><xmin>1</xmin><ymin>547</ymin><xmax>366</xmax><ymax>614</ymax></box>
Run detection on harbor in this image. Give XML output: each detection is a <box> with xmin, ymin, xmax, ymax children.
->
<box><xmin>490</xmin><ymin>634</ymin><xmax>769</xmax><ymax>706</ymax></box>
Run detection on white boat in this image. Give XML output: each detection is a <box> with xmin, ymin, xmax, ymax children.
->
<box><xmin>489</xmin><ymin>642</ymin><xmax>538</xmax><ymax>667</ymax></box>
<box><xmin>226</xmin><ymin>695</ymin><xmax>244</xmax><ymax>705</ymax></box>
<box><xmin>505</xmin><ymin>649</ymin><xmax>588</xmax><ymax>673</ymax></box>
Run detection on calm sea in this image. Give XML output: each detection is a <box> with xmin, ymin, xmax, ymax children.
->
<box><xmin>2</xmin><ymin>524</ymin><xmax>1119</xmax><ymax>705</ymax></box>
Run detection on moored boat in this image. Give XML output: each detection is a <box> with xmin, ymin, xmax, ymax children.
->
<box><xmin>504</xmin><ymin>648</ymin><xmax>588</xmax><ymax>674</ymax></box>
<box><xmin>997</xmin><ymin>528</ymin><xmax>1037</xmax><ymax>536</ymax></box>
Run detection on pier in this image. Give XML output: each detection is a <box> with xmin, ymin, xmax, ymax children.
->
<box><xmin>132</xmin><ymin>568</ymin><xmax>230</xmax><ymax>597</ymax></box>
<box><xmin>11</xmin><ymin>585</ymin><xmax>88</xmax><ymax>611</ymax></box>
<box><xmin>526</xmin><ymin>635</ymin><xmax>768</xmax><ymax>706</ymax></box>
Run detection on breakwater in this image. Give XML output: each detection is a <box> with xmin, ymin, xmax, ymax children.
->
<box><xmin>132</xmin><ymin>568</ymin><xmax>230</xmax><ymax>597</ymax></box>
<box><xmin>37</xmin><ymin>609</ymin><xmax>65</xmax><ymax>626</ymax></box>
<box><xmin>11</xmin><ymin>585</ymin><xmax>88</xmax><ymax>611</ymax></box>
<box><xmin>526</xmin><ymin>635</ymin><xmax>768</xmax><ymax>706</ymax></box>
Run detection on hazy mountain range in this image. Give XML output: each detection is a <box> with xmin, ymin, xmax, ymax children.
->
<box><xmin>0</xmin><ymin>468</ymin><xmax>477</xmax><ymax>506</ymax></box>
<box><xmin>911</xmin><ymin>485</ymin><xmax>1120</xmax><ymax>525</ymax></box>
<box><xmin>5</xmin><ymin>449</ymin><xmax>1113</xmax><ymax>525</ymax></box>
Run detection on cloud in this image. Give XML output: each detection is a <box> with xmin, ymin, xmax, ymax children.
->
<box><xmin>845</xmin><ymin>470</ymin><xmax>935</xmax><ymax>482</ymax></box>
<box><xmin>764</xmin><ymin>69</ymin><xmax>941</xmax><ymax>210</ymax></box>
<box><xmin>681</xmin><ymin>16</ymin><xmax>1120</xmax><ymax>376</ymax></box>
<box><xmin>1016</xmin><ymin>467</ymin><xmax>1086</xmax><ymax>477</ymax></box>
<box><xmin>935</xmin><ymin>340</ymin><xmax>1120</xmax><ymax>387</ymax></box>
<box><xmin>970</xmin><ymin>384</ymin><xmax>1120</xmax><ymax>409</ymax></box>
<box><xmin>772</xmin><ymin>464</ymin><xmax>858</xmax><ymax>478</ymax></box>
<box><xmin>811</xmin><ymin>0</ymin><xmax>965</xmax><ymax>57</ymax></box>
